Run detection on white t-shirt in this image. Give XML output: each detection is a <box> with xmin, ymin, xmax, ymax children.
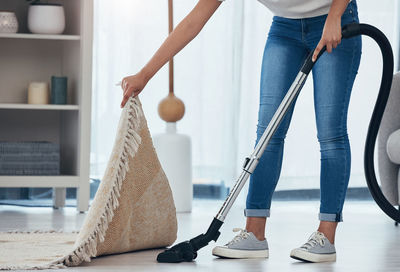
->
<box><xmin>219</xmin><ymin>0</ymin><xmax>334</xmax><ymax>19</ymax></box>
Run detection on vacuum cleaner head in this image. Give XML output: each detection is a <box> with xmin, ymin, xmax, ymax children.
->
<box><xmin>157</xmin><ymin>241</ymin><xmax>197</xmax><ymax>263</ymax></box>
<box><xmin>157</xmin><ymin>218</ymin><xmax>223</xmax><ymax>263</ymax></box>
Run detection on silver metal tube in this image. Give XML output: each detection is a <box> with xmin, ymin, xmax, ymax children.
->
<box><xmin>252</xmin><ymin>72</ymin><xmax>307</xmax><ymax>160</ymax></box>
<box><xmin>216</xmin><ymin>171</ymin><xmax>250</xmax><ymax>221</ymax></box>
<box><xmin>216</xmin><ymin>71</ymin><xmax>308</xmax><ymax>222</ymax></box>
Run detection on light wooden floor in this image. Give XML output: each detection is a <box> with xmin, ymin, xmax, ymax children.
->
<box><xmin>1</xmin><ymin>200</ymin><xmax>399</xmax><ymax>272</ymax></box>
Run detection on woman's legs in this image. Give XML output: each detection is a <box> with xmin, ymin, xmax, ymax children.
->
<box><xmin>308</xmin><ymin>0</ymin><xmax>361</xmax><ymax>243</ymax></box>
<box><xmin>246</xmin><ymin>1</ymin><xmax>361</xmax><ymax>243</ymax></box>
<box><xmin>213</xmin><ymin>1</ymin><xmax>362</xmax><ymax>262</ymax></box>
<box><xmin>312</xmin><ymin>41</ymin><xmax>361</xmax><ymax>242</ymax></box>
<box><xmin>245</xmin><ymin>17</ymin><xmax>308</xmax><ymax>240</ymax></box>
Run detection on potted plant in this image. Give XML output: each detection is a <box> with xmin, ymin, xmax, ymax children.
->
<box><xmin>26</xmin><ymin>0</ymin><xmax>65</xmax><ymax>34</ymax></box>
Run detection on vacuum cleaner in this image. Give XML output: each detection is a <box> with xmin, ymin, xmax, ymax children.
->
<box><xmin>157</xmin><ymin>22</ymin><xmax>399</xmax><ymax>263</ymax></box>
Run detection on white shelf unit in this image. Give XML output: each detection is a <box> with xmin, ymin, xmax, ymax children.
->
<box><xmin>0</xmin><ymin>0</ymin><xmax>93</xmax><ymax>212</ymax></box>
<box><xmin>0</xmin><ymin>103</ymin><xmax>79</xmax><ymax>110</ymax></box>
<box><xmin>0</xmin><ymin>33</ymin><xmax>81</xmax><ymax>40</ymax></box>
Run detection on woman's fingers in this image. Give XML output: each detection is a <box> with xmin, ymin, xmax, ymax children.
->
<box><xmin>312</xmin><ymin>36</ymin><xmax>342</xmax><ymax>62</ymax></box>
<box><xmin>121</xmin><ymin>87</ymin><xmax>141</xmax><ymax>107</ymax></box>
<box><xmin>326</xmin><ymin>43</ymin><xmax>333</xmax><ymax>53</ymax></box>
<box><xmin>121</xmin><ymin>90</ymin><xmax>132</xmax><ymax>108</ymax></box>
<box><xmin>121</xmin><ymin>80</ymin><xmax>130</xmax><ymax>108</ymax></box>
<box><xmin>121</xmin><ymin>78</ymin><xmax>127</xmax><ymax>90</ymax></box>
<box><xmin>312</xmin><ymin>40</ymin><xmax>325</xmax><ymax>62</ymax></box>
<box><xmin>119</xmin><ymin>73</ymin><xmax>146</xmax><ymax>107</ymax></box>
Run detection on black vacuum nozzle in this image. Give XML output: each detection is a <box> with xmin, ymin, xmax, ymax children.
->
<box><xmin>157</xmin><ymin>218</ymin><xmax>223</xmax><ymax>263</ymax></box>
<box><xmin>157</xmin><ymin>241</ymin><xmax>198</xmax><ymax>263</ymax></box>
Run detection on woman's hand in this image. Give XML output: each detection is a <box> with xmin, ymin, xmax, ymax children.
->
<box><xmin>120</xmin><ymin>72</ymin><xmax>147</xmax><ymax>108</ymax></box>
<box><xmin>312</xmin><ymin>15</ymin><xmax>342</xmax><ymax>62</ymax></box>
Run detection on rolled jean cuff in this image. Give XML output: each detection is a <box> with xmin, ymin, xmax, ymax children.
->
<box><xmin>319</xmin><ymin>212</ymin><xmax>343</xmax><ymax>222</ymax></box>
<box><xmin>244</xmin><ymin>209</ymin><xmax>270</xmax><ymax>217</ymax></box>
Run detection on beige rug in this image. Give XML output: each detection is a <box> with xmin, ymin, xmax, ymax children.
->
<box><xmin>0</xmin><ymin>96</ymin><xmax>178</xmax><ymax>270</ymax></box>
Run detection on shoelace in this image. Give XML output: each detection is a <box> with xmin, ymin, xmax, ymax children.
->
<box><xmin>225</xmin><ymin>228</ymin><xmax>250</xmax><ymax>246</ymax></box>
<box><xmin>300</xmin><ymin>231</ymin><xmax>326</xmax><ymax>250</ymax></box>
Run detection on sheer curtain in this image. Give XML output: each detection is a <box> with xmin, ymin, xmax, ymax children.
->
<box><xmin>91</xmin><ymin>0</ymin><xmax>263</xmax><ymax>187</ymax></box>
<box><xmin>91</xmin><ymin>0</ymin><xmax>399</xmax><ymax>198</ymax></box>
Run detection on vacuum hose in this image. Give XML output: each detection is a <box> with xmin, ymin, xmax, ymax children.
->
<box><xmin>345</xmin><ymin>24</ymin><xmax>399</xmax><ymax>223</ymax></box>
<box><xmin>304</xmin><ymin>23</ymin><xmax>399</xmax><ymax>223</ymax></box>
<box><xmin>156</xmin><ymin>23</ymin><xmax>399</xmax><ymax>264</ymax></box>
<box><xmin>301</xmin><ymin>23</ymin><xmax>400</xmax><ymax>222</ymax></box>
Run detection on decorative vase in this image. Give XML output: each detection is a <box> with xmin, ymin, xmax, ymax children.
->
<box><xmin>153</xmin><ymin>0</ymin><xmax>193</xmax><ymax>213</ymax></box>
<box><xmin>153</xmin><ymin>123</ymin><xmax>192</xmax><ymax>213</ymax></box>
<box><xmin>51</xmin><ymin>76</ymin><xmax>68</xmax><ymax>104</ymax></box>
<box><xmin>0</xmin><ymin>11</ymin><xmax>18</xmax><ymax>33</ymax></box>
<box><xmin>27</xmin><ymin>4</ymin><xmax>65</xmax><ymax>34</ymax></box>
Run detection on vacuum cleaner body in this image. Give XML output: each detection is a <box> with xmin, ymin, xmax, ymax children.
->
<box><xmin>157</xmin><ymin>23</ymin><xmax>398</xmax><ymax>263</ymax></box>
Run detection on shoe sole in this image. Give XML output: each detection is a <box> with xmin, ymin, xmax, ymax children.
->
<box><xmin>212</xmin><ymin>246</ymin><xmax>269</xmax><ymax>259</ymax></box>
<box><xmin>290</xmin><ymin>249</ymin><xmax>336</xmax><ymax>263</ymax></box>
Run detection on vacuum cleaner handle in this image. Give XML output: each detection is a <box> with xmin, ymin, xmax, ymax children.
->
<box><xmin>301</xmin><ymin>22</ymin><xmax>362</xmax><ymax>75</ymax></box>
<box><xmin>300</xmin><ymin>46</ymin><xmax>326</xmax><ymax>75</ymax></box>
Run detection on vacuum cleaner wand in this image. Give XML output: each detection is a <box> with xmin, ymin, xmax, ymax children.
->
<box><xmin>157</xmin><ymin>23</ymin><xmax>398</xmax><ymax>263</ymax></box>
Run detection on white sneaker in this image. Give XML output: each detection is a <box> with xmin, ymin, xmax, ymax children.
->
<box><xmin>290</xmin><ymin>231</ymin><xmax>336</xmax><ymax>263</ymax></box>
<box><xmin>212</xmin><ymin>228</ymin><xmax>269</xmax><ymax>259</ymax></box>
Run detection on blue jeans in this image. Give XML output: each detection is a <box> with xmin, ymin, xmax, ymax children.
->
<box><xmin>245</xmin><ymin>1</ymin><xmax>361</xmax><ymax>222</ymax></box>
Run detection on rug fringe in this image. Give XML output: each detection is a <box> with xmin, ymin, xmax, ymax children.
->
<box><xmin>0</xmin><ymin>262</ymin><xmax>66</xmax><ymax>271</ymax></box>
<box><xmin>0</xmin><ymin>97</ymin><xmax>143</xmax><ymax>271</ymax></box>
<box><xmin>58</xmin><ymin>96</ymin><xmax>143</xmax><ymax>268</ymax></box>
<box><xmin>4</xmin><ymin>229</ymin><xmax>79</xmax><ymax>234</ymax></box>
